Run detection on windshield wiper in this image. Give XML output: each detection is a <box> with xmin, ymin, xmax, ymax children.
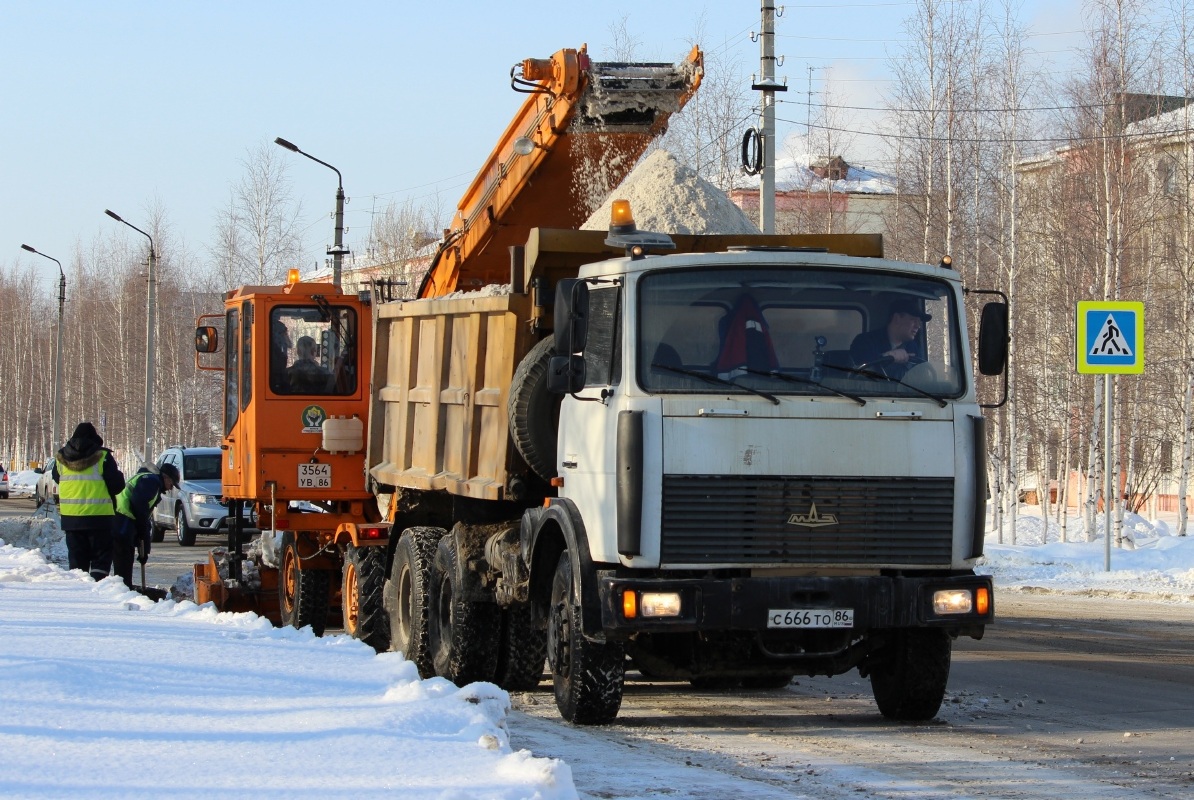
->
<box><xmin>651</xmin><ymin>363</ymin><xmax>780</xmax><ymax>405</ymax></box>
<box><xmin>738</xmin><ymin>366</ymin><xmax>867</xmax><ymax>406</ymax></box>
<box><xmin>822</xmin><ymin>363</ymin><xmax>948</xmax><ymax>407</ymax></box>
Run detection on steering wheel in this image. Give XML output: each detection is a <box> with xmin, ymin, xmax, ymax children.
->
<box><xmin>856</xmin><ymin>355</ymin><xmax>894</xmax><ymax>373</ymax></box>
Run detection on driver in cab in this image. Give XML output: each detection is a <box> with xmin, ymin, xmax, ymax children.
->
<box><xmin>849</xmin><ymin>297</ymin><xmax>931</xmax><ymax>379</ymax></box>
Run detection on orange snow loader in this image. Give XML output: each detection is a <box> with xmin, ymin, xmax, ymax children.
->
<box><xmin>192</xmin><ymin>273</ymin><xmax>388</xmax><ymax>643</ymax></box>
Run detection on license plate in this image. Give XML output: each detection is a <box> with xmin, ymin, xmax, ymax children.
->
<box><xmin>297</xmin><ymin>463</ymin><xmax>331</xmax><ymax>488</ymax></box>
<box><xmin>767</xmin><ymin>608</ymin><xmax>854</xmax><ymax>629</ymax></box>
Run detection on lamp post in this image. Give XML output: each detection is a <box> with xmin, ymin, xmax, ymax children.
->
<box><xmin>19</xmin><ymin>244</ymin><xmax>66</xmax><ymax>452</ymax></box>
<box><xmin>274</xmin><ymin>136</ymin><xmax>348</xmax><ymax>289</ymax></box>
<box><xmin>104</xmin><ymin>210</ymin><xmax>156</xmax><ymax>460</ymax></box>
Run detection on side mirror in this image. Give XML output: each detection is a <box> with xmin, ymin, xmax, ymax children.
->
<box><xmin>977</xmin><ymin>302</ymin><xmax>1009</xmax><ymax>376</ymax></box>
<box><xmin>547</xmin><ymin>354</ymin><xmax>586</xmax><ymax>394</ymax></box>
<box><xmin>195</xmin><ymin>325</ymin><xmax>220</xmax><ymax>354</ymax></box>
<box><xmin>553</xmin><ymin>279</ymin><xmax>589</xmax><ymax>355</ymax></box>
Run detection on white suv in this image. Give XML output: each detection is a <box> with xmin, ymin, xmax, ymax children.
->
<box><xmin>152</xmin><ymin>446</ymin><xmax>246</xmax><ymax>546</ymax></box>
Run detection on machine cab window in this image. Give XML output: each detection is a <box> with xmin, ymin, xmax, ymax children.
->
<box><xmin>269</xmin><ymin>305</ymin><xmax>358</xmax><ymax>396</ymax></box>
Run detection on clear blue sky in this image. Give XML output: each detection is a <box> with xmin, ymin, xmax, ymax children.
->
<box><xmin>2</xmin><ymin>1</ymin><xmax>1081</xmax><ymax>289</ymax></box>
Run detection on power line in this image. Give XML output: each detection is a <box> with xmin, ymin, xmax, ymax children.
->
<box><xmin>779</xmin><ymin>96</ymin><xmax>1189</xmax><ymax>115</ymax></box>
<box><xmin>781</xmin><ymin>115</ymin><xmax>1194</xmax><ymax>146</ymax></box>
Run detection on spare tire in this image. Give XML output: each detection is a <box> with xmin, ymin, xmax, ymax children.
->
<box><xmin>508</xmin><ymin>337</ymin><xmax>563</xmax><ymax>481</ymax></box>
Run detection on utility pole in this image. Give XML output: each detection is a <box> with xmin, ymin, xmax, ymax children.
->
<box><xmin>751</xmin><ymin>3</ymin><xmax>787</xmax><ymax>233</ymax></box>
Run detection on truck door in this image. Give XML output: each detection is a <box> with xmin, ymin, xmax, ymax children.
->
<box><xmin>557</xmin><ymin>285</ymin><xmax>625</xmax><ymax>564</ymax></box>
<box><xmin>221</xmin><ymin>303</ymin><xmax>247</xmax><ymax>495</ymax></box>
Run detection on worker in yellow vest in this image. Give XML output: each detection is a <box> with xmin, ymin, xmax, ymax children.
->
<box><xmin>52</xmin><ymin>422</ymin><xmax>126</xmax><ymax>580</ymax></box>
<box><xmin>111</xmin><ymin>463</ymin><xmax>179</xmax><ymax>590</ymax></box>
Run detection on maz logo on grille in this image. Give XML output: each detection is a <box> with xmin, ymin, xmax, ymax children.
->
<box><xmin>787</xmin><ymin>502</ymin><xmax>838</xmax><ymax>527</ymax></box>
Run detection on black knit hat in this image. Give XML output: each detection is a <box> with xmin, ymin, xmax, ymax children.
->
<box><xmin>158</xmin><ymin>463</ymin><xmax>181</xmax><ymax>485</ymax></box>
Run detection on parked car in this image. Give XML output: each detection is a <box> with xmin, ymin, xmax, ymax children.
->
<box><xmin>35</xmin><ymin>460</ymin><xmax>58</xmax><ymax>507</ymax></box>
<box><xmin>0</xmin><ymin>465</ymin><xmax>8</xmax><ymax>499</ymax></box>
<box><xmin>152</xmin><ymin>446</ymin><xmax>248</xmax><ymax>546</ymax></box>
<box><xmin>9</xmin><ymin>469</ymin><xmax>41</xmax><ymax>499</ymax></box>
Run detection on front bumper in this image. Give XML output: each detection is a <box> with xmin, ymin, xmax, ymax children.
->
<box><xmin>187</xmin><ymin>502</ymin><xmax>253</xmax><ymax>532</ymax></box>
<box><xmin>599</xmin><ymin>572</ymin><xmax>993</xmax><ymax>636</ymax></box>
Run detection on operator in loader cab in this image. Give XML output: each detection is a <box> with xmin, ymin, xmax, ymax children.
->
<box><xmin>287</xmin><ymin>335</ymin><xmax>332</xmax><ymax>393</ymax></box>
<box><xmin>111</xmin><ymin>462</ymin><xmax>179</xmax><ymax>590</ymax></box>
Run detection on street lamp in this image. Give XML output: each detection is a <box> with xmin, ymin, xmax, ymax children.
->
<box><xmin>19</xmin><ymin>244</ymin><xmax>66</xmax><ymax>453</ymax></box>
<box><xmin>274</xmin><ymin>136</ymin><xmax>348</xmax><ymax>289</ymax></box>
<box><xmin>104</xmin><ymin>209</ymin><xmax>157</xmax><ymax>460</ymax></box>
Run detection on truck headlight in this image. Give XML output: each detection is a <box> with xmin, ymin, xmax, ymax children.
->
<box><xmin>640</xmin><ymin>592</ymin><xmax>682</xmax><ymax>618</ymax></box>
<box><xmin>621</xmin><ymin>590</ymin><xmax>683</xmax><ymax>619</ymax></box>
<box><xmin>933</xmin><ymin>588</ymin><xmax>987</xmax><ymax>615</ymax></box>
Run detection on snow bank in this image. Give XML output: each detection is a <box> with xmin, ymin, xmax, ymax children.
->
<box><xmin>0</xmin><ymin>514</ymin><xmax>66</xmax><ymax>565</ymax></box>
<box><xmin>0</xmin><ymin>545</ymin><xmax>576</xmax><ymax>799</ymax></box>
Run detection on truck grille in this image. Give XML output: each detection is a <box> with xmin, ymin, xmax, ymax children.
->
<box><xmin>660</xmin><ymin>475</ymin><xmax>954</xmax><ymax>565</ymax></box>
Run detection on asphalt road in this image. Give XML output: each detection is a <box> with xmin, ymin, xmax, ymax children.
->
<box><xmin>511</xmin><ymin>592</ymin><xmax>1194</xmax><ymax>799</ymax></box>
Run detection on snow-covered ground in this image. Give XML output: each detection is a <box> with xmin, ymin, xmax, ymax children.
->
<box><xmin>1</xmin><ymin>508</ymin><xmax>1190</xmax><ymax>798</ymax></box>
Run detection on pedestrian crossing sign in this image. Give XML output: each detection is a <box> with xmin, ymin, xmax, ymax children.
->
<box><xmin>1076</xmin><ymin>301</ymin><xmax>1144</xmax><ymax>374</ymax></box>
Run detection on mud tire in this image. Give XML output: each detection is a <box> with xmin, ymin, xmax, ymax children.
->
<box><xmin>428</xmin><ymin>535</ymin><xmax>501</xmax><ymax>685</ymax></box>
<box><xmin>548</xmin><ymin>551</ymin><xmax>624</xmax><ymax>724</ymax></box>
<box><xmin>869</xmin><ymin>628</ymin><xmax>951</xmax><ymax>721</ymax></box>
<box><xmin>279</xmin><ymin>531</ymin><xmax>331</xmax><ymax>636</ymax></box>
<box><xmin>343</xmin><ymin>544</ymin><xmax>390</xmax><ymax>652</ymax></box>
<box><xmin>494</xmin><ymin>602</ymin><xmax>548</xmax><ymax>691</ymax></box>
<box><xmin>508</xmin><ymin>337</ymin><xmax>563</xmax><ymax>481</ymax></box>
<box><xmin>385</xmin><ymin>526</ymin><xmax>444</xmax><ymax>678</ymax></box>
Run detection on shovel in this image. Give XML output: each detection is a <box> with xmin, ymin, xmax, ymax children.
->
<box><xmin>137</xmin><ymin>539</ymin><xmax>147</xmax><ymax>592</ymax></box>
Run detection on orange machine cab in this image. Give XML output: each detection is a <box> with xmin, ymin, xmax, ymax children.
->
<box><xmin>218</xmin><ymin>281</ymin><xmax>373</xmax><ymax>511</ymax></box>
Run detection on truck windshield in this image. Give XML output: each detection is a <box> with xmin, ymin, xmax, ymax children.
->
<box><xmin>269</xmin><ymin>306</ymin><xmax>359</xmax><ymax>396</ymax></box>
<box><xmin>637</xmin><ymin>266</ymin><xmax>965</xmax><ymax>400</ymax></box>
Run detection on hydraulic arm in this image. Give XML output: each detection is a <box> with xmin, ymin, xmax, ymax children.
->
<box><xmin>418</xmin><ymin>44</ymin><xmax>703</xmax><ymax>298</ymax></box>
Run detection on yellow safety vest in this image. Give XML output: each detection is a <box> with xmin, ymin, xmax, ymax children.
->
<box><xmin>58</xmin><ymin>452</ymin><xmax>116</xmax><ymax>518</ymax></box>
<box><xmin>115</xmin><ymin>472</ymin><xmax>160</xmax><ymax>520</ymax></box>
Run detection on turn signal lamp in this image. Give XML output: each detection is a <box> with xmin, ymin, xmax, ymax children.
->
<box><xmin>287</xmin><ymin>268</ymin><xmax>301</xmax><ymax>285</ymax></box>
<box><xmin>975</xmin><ymin>586</ymin><xmax>990</xmax><ymax>615</ymax></box>
<box><xmin>622</xmin><ymin>590</ymin><xmax>638</xmax><ymax>619</ymax></box>
<box><xmin>932</xmin><ymin>588</ymin><xmax>973</xmax><ymax>615</ymax></box>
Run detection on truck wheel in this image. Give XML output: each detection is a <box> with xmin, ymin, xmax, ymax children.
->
<box><xmin>428</xmin><ymin>535</ymin><xmax>501</xmax><ymax>685</ymax></box>
<box><xmin>386</xmin><ymin>527</ymin><xmax>444</xmax><ymax>678</ymax></box>
<box><xmin>869</xmin><ymin>629</ymin><xmax>951</xmax><ymax>721</ymax></box>
<box><xmin>150</xmin><ymin>523</ymin><xmax>165</xmax><ymax>543</ymax></box>
<box><xmin>494</xmin><ymin>602</ymin><xmax>547</xmax><ymax>691</ymax></box>
<box><xmin>508</xmin><ymin>337</ymin><xmax>563</xmax><ymax>481</ymax></box>
<box><xmin>548</xmin><ymin>551</ymin><xmax>624</xmax><ymax>724</ymax></box>
<box><xmin>176</xmin><ymin>508</ymin><xmax>197</xmax><ymax>547</ymax></box>
<box><xmin>279</xmin><ymin>532</ymin><xmax>331</xmax><ymax>636</ymax></box>
<box><xmin>343</xmin><ymin>544</ymin><xmax>390</xmax><ymax>652</ymax></box>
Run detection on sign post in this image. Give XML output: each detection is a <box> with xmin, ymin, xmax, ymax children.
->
<box><xmin>1076</xmin><ymin>301</ymin><xmax>1144</xmax><ymax>572</ymax></box>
